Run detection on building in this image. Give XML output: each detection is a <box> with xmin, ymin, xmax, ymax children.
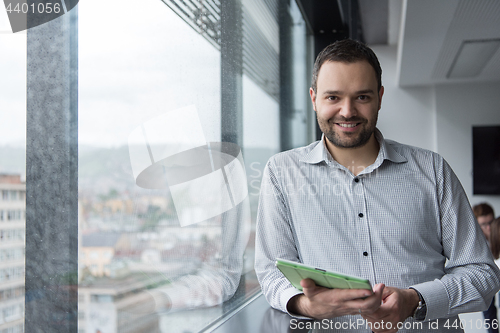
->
<box><xmin>2</xmin><ymin>0</ymin><xmax>500</xmax><ymax>331</ymax></box>
<box><xmin>80</xmin><ymin>233</ymin><xmax>123</xmax><ymax>278</ymax></box>
<box><xmin>0</xmin><ymin>174</ymin><xmax>25</xmax><ymax>333</ymax></box>
<box><xmin>78</xmin><ymin>271</ymin><xmax>168</xmax><ymax>333</ymax></box>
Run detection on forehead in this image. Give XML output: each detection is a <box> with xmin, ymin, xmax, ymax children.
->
<box><xmin>316</xmin><ymin>60</ymin><xmax>377</xmax><ymax>91</ymax></box>
<box><xmin>478</xmin><ymin>214</ymin><xmax>495</xmax><ymax>221</ymax></box>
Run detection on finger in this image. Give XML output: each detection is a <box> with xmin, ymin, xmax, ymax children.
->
<box><xmin>361</xmin><ymin>301</ymin><xmax>395</xmax><ymax>323</ymax></box>
<box><xmin>333</xmin><ymin>288</ymin><xmax>374</xmax><ymax>302</ymax></box>
<box><xmin>381</xmin><ymin>286</ymin><xmax>394</xmax><ymax>300</ymax></box>
<box><xmin>374</xmin><ymin>284</ymin><xmax>385</xmax><ymax>304</ymax></box>
<box><xmin>300</xmin><ymin>279</ymin><xmax>326</xmax><ymax>298</ymax></box>
<box><xmin>300</xmin><ymin>278</ymin><xmax>316</xmax><ymax>289</ymax></box>
<box><xmin>368</xmin><ymin>283</ymin><xmax>385</xmax><ymax>307</ymax></box>
<box><xmin>346</xmin><ymin>285</ymin><xmax>386</xmax><ymax>314</ymax></box>
<box><xmin>361</xmin><ymin>296</ymin><xmax>394</xmax><ymax>320</ymax></box>
<box><xmin>364</xmin><ymin>283</ymin><xmax>385</xmax><ymax>304</ymax></box>
<box><xmin>373</xmin><ymin>283</ymin><xmax>385</xmax><ymax>295</ymax></box>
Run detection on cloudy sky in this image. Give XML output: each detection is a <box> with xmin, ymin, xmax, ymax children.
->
<box><xmin>0</xmin><ymin>7</ymin><xmax>26</xmax><ymax>147</ymax></box>
<box><xmin>0</xmin><ymin>0</ymin><xmax>222</xmax><ymax>148</ymax></box>
<box><xmin>0</xmin><ymin>0</ymin><xmax>280</xmax><ymax>153</ymax></box>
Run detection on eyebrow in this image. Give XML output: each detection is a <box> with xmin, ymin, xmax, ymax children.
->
<box><xmin>322</xmin><ymin>89</ymin><xmax>376</xmax><ymax>96</ymax></box>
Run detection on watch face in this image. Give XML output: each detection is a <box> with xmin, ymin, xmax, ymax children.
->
<box><xmin>414</xmin><ymin>304</ymin><xmax>427</xmax><ymax>321</ymax></box>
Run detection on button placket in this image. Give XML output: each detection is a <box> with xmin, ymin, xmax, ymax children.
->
<box><xmin>352</xmin><ymin>176</ymin><xmax>375</xmax><ymax>283</ymax></box>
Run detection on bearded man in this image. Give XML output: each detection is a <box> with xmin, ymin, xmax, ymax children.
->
<box><xmin>255</xmin><ymin>39</ymin><xmax>500</xmax><ymax>333</ymax></box>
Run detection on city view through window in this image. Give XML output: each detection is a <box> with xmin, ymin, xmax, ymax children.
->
<box><xmin>0</xmin><ymin>8</ymin><xmax>26</xmax><ymax>332</ymax></box>
<box><xmin>0</xmin><ymin>0</ymin><xmax>310</xmax><ymax>331</ymax></box>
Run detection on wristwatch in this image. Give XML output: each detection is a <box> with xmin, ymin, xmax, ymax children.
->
<box><xmin>410</xmin><ymin>288</ymin><xmax>427</xmax><ymax>321</ymax></box>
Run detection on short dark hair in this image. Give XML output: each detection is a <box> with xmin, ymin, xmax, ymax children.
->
<box><xmin>473</xmin><ymin>202</ymin><xmax>495</xmax><ymax>218</ymax></box>
<box><xmin>490</xmin><ymin>217</ymin><xmax>500</xmax><ymax>259</ymax></box>
<box><xmin>311</xmin><ymin>39</ymin><xmax>382</xmax><ymax>93</ymax></box>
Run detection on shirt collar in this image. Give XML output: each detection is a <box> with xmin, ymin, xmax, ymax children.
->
<box><xmin>299</xmin><ymin>135</ymin><xmax>330</xmax><ymax>164</ymax></box>
<box><xmin>375</xmin><ymin>129</ymin><xmax>407</xmax><ymax>164</ymax></box>
<box><xmin>300</xmin><ymin>128</ymin><xmax>407</xmax><ymax>166</ymax></box>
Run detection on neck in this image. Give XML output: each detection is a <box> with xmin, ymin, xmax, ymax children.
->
<box><xmin>325</xmin><ymin>134</ymin><xmax>380</xmax><ymax>176</ymax></box>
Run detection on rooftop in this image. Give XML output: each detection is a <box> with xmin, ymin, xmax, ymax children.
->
<box><xmin>0</xmin><ymin>174</ymin><xmax>23</xmax><ymax>184</ymax></box>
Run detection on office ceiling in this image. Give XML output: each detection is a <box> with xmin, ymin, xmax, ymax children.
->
<box><xmin>397</xmin><ymin>0</ymin><xmax>500</xmax><ymax>86</ymax></box>
<box><xmin>358</xmin><ymin>0</ymin><xmax>389</xmax><ymax>45</ymax></box>
<box><xmin>295</xmin><ymin>0</ymin><xmax>500</xmax><ymax>87</ymax></box>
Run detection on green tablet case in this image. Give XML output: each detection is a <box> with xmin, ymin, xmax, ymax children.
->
<box><xmin>276</xmin><ymin>258</ymin><xmax>372</xmax><ymax>291</ymax></box>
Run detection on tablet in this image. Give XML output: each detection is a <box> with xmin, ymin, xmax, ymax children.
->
<box><xmin>276</xmin><ymin>258</ymin><xmax>372</xmax><ymax>291</ymax></box>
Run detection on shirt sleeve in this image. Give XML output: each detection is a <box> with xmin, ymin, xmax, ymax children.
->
<box><xmin>410</xmin><ymin>155</ymin><xmax>500</xmax><ymax>321</ymax></box>
<box><xmin>254</xmin><ymin>158</ymin><xmax>308</xmax><ymax>317</ymax></box>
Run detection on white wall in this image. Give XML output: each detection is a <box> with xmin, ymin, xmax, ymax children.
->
<box><xmin>372</xmin><ymin>45</ymin><xmax>436</xmax><ymax>151</ymax></box>
<box><xmin>436</xmin><ymin>83</ymin><xmax>500</xmax><ymax>215</ymax></box>
<box><xmin>371</xmin><ymin>45</ymin><xmax>500</xmax><ymax>215</ymax></box>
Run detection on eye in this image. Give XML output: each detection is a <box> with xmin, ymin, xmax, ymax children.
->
<box><xmin>327</xmin><ymin>96</ymin><xmax>338</xmax><ymax>101</ymax></box>
<box><xmin>357</xmin><ymin>95</ymin><xmax>373</xmax><ymax>102</ymax></box>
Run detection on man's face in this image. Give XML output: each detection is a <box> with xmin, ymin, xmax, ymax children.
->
<box><xmin>478</xmin><ymin>214</ymin><xmax>494</xmax><ymax>241</ymax></box>
<box><xmin>310</xmin><ymin>60</ymin><xmax>384</xmax><ymax>149</ymax></box>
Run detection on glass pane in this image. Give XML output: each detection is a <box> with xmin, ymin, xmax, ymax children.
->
<box><xmin>78</xmin><ymin>0</ymin><xmax>264</xmax><ymax>332</ymax></box>
<box><xmin>243</xmin><ymin>74</ymin><xmax>280</xmax><ymax>223</ymax></box>
<box><xmin>0</xmin><ymin>10</ymin><xmax>26</xmax><ymax>333</ymax></box>
<box><xmin>17</xmin><ymin>0</ymin><xmax>311</xmax><ymax>330</ymax></box>
<box><xmin>289</xmin><ymin>0</ymin><xmax>309</xmax><ymax>148</ymax></box>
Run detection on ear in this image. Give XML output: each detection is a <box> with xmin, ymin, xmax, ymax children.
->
<box><xmin>310</xmin><ymin>87</ymin><xmax>317</xmax><ymax>112</ymax></box>
<box><xmin>378</xmin><ymin>86</ymin><xmax>384</xmax><ymax>110</ymax></box>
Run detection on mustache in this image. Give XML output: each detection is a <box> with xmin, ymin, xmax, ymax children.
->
<box><xmin>329</xmin><ymin>116</ymin><xmax>367</xmax><ymax>123</ymax></box>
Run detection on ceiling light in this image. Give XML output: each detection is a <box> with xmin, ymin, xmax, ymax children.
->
<box><xmin>447</xmin><ymin>39</ymin><xmax>500</xmax><ymax>78</ymax></box>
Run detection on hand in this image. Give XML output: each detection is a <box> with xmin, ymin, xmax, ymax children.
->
<box><xmin>287</xmin><ymin>279</ymin><xmax>385</xmax><ymax>319</ymax></box>
<box><xmin>361</xmin><ymin>287</ymin><xmax>420</xmax><ymax>333</ymax></box>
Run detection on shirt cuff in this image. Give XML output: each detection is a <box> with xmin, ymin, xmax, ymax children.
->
<box><xmin>281</xmin><ymin>287</ymin><xmax>313</xmax><ymax>320</ymax></box>
<box><xmin>409</xmin><ymin>279</ymin><xmax>449</xmax><ymax>321</ymax></box>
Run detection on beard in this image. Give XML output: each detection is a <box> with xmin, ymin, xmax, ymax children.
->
<box><xmin>317</xmin><ymin>113</ymin><xmax>378</xmax><ymax>149</ymax></box>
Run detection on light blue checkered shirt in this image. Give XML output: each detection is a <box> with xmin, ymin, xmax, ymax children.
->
<box><xmin>255</xmin><ymin>129</ymin><xmax>500</xmax><ymax>332</ymax></box>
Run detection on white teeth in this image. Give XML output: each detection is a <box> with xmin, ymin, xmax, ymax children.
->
<box><xmin>338</xmin><ymin>123</ymin><xmax>357</xmax><ymax>128</ymax></box>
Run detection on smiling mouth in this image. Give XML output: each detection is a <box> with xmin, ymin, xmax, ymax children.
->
<box><xmin>337</xmin><ymin>123</ymin><xmax>359</xmax><ymax>128</ymax></box>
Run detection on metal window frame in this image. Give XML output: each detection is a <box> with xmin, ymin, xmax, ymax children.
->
<box><xmin>25</xmin><ymin>6</ymin><xmax>78</xmax><ymax>332</ymax></box>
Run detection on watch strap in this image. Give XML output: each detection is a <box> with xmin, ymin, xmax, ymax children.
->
<box><xmin>409</xmin><ymin>288</ymin><xmax>427</xmax><ymax>321</ymax></box>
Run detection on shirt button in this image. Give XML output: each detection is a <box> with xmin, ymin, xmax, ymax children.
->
<box><xmin>354</xmin><ymin>178</ymin><xmax>359</xmax><ymax>182</ymax></box>
<box><xmin>358</xmin><ymin>213</ymin><xmax>364</xmax><ymax>218</ymax></box>
<box><xmin>363</xmin><ymin>251</ymin><xmax>368</xmax><ymax>256</ymax></box>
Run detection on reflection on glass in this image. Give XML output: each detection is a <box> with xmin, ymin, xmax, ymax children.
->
<box><xmin>127</xmin><ymin>106</ymin><xmax>250</xmax><ymax>309</ymax></box>
<box><xmin>289</xmin><ymin>0</ymin><xmax>309</xmax><ymax>149</ymax></box>
<box><xmin>1</xmin><ymin>0</ymin><xmax>311</xmax><ymax>329</ymax></box>
<box><xmin>78</xmin><ymin>0</ymin><xmax>261</xmax><ymax>331</ymax></box>
<box><xmin>0</xmin><ymin>18</ymin><xmax>26</xmax><ymax>333</ymax></box>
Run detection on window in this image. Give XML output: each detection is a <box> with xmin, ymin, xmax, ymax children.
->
<box><xmin>90</xmin><ymin>295</ymin><xmax>113</xmax><ymax>303</ymax></box>
<box><xmin>17</xmin><ymin>0</ymin><xmax>313</xmax><ymax>331</ymax></box>
<box><xmin>2</xmin><ymin>305</ymin><xmax>19</xmax><ymax>322</ymax></box>
<box><xmin>0</xmin><ymin>22</ymin><xmax>26</xmax><ymax>323</ymax></box>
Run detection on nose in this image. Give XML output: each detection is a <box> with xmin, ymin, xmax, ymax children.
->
<box><xmin>338</xmin><ymin>98</ymin><xmax>356</xmax><ymax>119</ymax></box>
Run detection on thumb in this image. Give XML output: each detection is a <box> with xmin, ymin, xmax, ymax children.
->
<box><xmin>301</xmin><ymin>278</ymin><xmax>320</xmax><ymax>297</ymax></box>
<box><xmin>373</xmin><ymin>283</ymin><xmax>385</xmax><ymax>300</ymax></box>
<box><xmin>373</xmin><ymin>283</ymin><xmax>385</xmax><ymax>294</ymax></box>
